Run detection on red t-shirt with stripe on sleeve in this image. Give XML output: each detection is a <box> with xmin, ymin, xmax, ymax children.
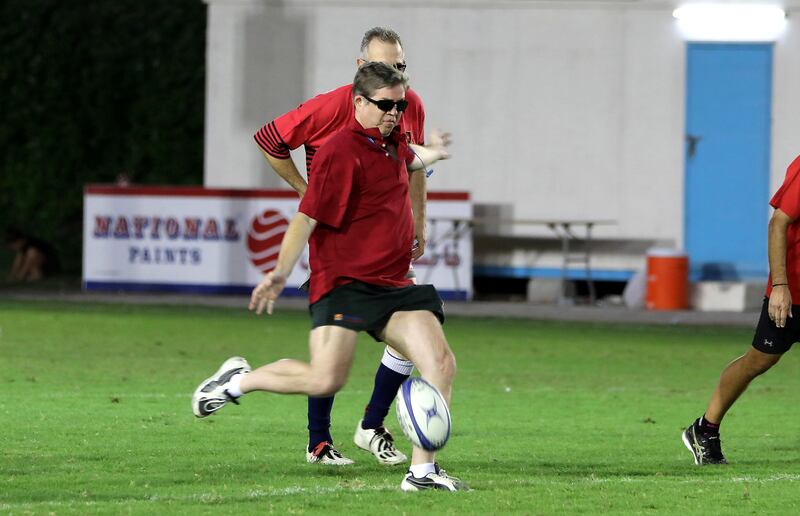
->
<box><xmin>766</xmin><ymin>154</ymin><xmax>800</xmax><ymax>301</ymax></box>
<box><xmin>254</xmin><ymin>84</ymin><xmax>425</xmax><ymax>176</ymax></box>
<box><xmin>298</xmin><ymin>116</ymin><xmax>416</xmax><ymax>304</ymax></box>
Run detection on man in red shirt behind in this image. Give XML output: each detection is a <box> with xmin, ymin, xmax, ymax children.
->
<box><xmin>192</xmin><ymin>62</ymin><xmax>466</xmax><ymax>491</ymax></box>
<box><xmin>683</xmin><ymin>154</ymin><xmax>800</xmax><ymax>465</ymax></box>
<box><xmin>254</xmin><ymin>27</ymin><xmax>431</xmax><ymax>466</ymax></box>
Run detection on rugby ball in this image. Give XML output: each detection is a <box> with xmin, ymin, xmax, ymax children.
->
<box><xmin>395</xmin><ymin>377</ymin><xmax>451</xmax><ymax>451</ymax></box>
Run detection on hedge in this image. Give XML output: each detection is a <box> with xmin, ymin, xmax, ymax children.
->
<box><xmin>0</xmin><ymin>0</ymin><xmax>206</xmax><ymax>272</ymax></box>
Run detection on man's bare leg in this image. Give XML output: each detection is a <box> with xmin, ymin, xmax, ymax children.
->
<box><xmin>704</xmin><ymin>347</ymin><xmax>781</xmax><ymax>424</ymax></box>
<box><xmin>239</xmin><ymin>326</ymin><xmax>358</xmax><ymax>397</ymax></box>
<box><xmin>683</xmin><ymin>346</ymin><xmax>782</xmax><ymax>465</ymax></box>
<box><xmin>378</xmin><ymin>310</ymin><xmax>466</xmax><ymax>491</ymax></box>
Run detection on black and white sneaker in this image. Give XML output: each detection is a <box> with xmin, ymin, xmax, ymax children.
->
<box><xmin>400</xmin><ymin>463</ymin><xmax>469</xmax><ymax>492</ymax></box>
<box><xmin>682</xmin><ymin>422</ymin><xmax>728</xmax><ymax>465</ymax></box>
<box><xmin>191</xmin><ymin>356</ymin><xmax>251</xmax><ymax>418</ymax></box>
<box><xmin>354</xmin><ymin>419</ymin><xmax>408</xmax><ymax>465</ymax></box>
<box><xmin>305</xmin><ymin>441</ymin><xmax>354</xmax><ymax>465</ymax></box>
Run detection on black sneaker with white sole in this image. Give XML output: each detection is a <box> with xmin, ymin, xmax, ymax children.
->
<box><xmin>400</xmin><ymin>463</ymin><xmax>469</xmax><ymax>492</ymax></box>
<box><xmin>682</xmin><ymin>422</ymin><xmax>728</xmax><ymax>465</ymax></box>
<box><xmin>192</xmin><ymin>356</ymin><xmax>251</xmax><ymax>418</ymax></box>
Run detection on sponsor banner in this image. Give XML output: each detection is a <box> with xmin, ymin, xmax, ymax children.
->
<box><xmin>83</xmin><ymin>186</ymin><xmax>472</xmax><ymax>299</ymax></box>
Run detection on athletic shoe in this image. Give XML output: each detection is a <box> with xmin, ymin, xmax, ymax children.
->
<box><xmin>306</xmin><ymin>441</ymin><xmax>355</xmax><ymax>466</ymax></box>
<box><xmin>400</xmin><ymin>463</ymin><xmax>469</xmax><ymax>492</ymax></box>
<box><xmin>354</xmin><ymin>419</ymin><xmax>408</xmax><ymax>465</ymax></box>
<box><xmin>682</xmin><ymin>423</ymin><xmax>728</xmax><ymax>465</ymax></box>
<box><xmin>191</xmin><ymin>356</ymin><xmax>251</xmax><ymax>418</ymax></box>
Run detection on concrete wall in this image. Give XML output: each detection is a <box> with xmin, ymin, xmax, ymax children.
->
<box><xmin>204</xmin><ymin>0</ymin><xmax>800</xmax><ymax>251</ymax></box>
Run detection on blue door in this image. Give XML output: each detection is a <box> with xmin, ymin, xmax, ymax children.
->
<box><xmin>684</xmin><ymin>43</ymin><xmax>772</xmax><ymax>280</ymax></box>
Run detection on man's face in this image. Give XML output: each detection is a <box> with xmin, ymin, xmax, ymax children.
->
<box><xmin>358</xmin><ymin>40</ymin><xmax>406</xmax><ymax>72</ymax></box>
<box><xmin>354</xmin><ymin>84</ymin><xmax>406</xmax><ymax>137</ymax></box>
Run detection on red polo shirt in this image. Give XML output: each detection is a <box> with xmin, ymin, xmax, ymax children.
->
<box><xmin>254</xmin><ymin>84</ymin><xmax>425</xmax><ymax>175</ymax></box>
<box><xmin>766</xmin><ymin>154</ymin><xmax>800</xmax><ymax>301</ymax></box>
<box><xmin>298</xmin><ymin>116</ymin><xmax>416</xmax><ymax>304</ymax></box>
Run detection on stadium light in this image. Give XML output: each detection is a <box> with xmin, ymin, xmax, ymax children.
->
<box><xmin>673</xmin><ymin>3</ymin><xmax>787</xmax><ymax>41</ymax></box>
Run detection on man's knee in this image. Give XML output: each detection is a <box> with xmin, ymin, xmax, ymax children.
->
<box><xmin>743</xmin><ymin>348</ymin><xmax>781</xmax><ymax>377</ymax></box>
<box><xmin>307</xmin><ymin>375</ymin><xmax>347</xmax><ymax>397</ymax></box>
<box><xmin>436</xmin><ymin>347</ymin><xmax>457</xmax><ymax>384</ymax></box>
<box><xmin>386</xmin><ymin>345</ymin><xmax>408</xmax><ymax>362</ymax></box>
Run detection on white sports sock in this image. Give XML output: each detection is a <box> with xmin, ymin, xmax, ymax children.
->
<box><xmin>226</xmin><ymin>372</ymin><xmax>245</xmax><ymax>398</ymax></box>
<box><xmin>409</xmin><ymin>462</ymin><xmax>436</xmax><ymax>478</ymax></box>
<box><xmin>381</xmin><ymin>347</ymin><xmax>414</xmax><ymax>375</ymax></box>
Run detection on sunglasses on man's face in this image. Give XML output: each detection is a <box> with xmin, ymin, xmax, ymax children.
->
<box><xmin>363</xmin><ymin>96</ymin><xmax>408</xmax><ymax>113</ymax></box>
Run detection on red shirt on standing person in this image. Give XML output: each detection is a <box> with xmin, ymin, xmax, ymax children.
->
<box><xmin>254</xmin><ymin>85</ymin><xmax>425</xmax><ymax>176</ymax></box>
<box><xmin>766</xmin><ymin>154</ymin><xmax>800</xmax><ymax>302</ymax></box>
<box><xmin>298</xmin><ymin>116</ymin><xmax>416</xmax><ymax>304</ymax></box>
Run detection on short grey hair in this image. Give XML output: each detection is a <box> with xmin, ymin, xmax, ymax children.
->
<box><xmin>360</xmin><ymin>27</ymin><xmax>403</xmax><ymax>59</ymax></box>
<box><xmin>352</xmin><ymin>61</ymin><xmax>408</xmax><ymax>99</ymax></box>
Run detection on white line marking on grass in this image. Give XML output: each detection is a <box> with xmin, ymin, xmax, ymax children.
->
<box><xmin>0</xmin><ymin>484</ymin><xmax>400</xmax><ymax>510</ymax></box>
<box><xmin>584</xmin><ymin>476</ymin><xmax>639</xmax><ymax>483</ymax></box>
<box><xmin>510</xmin><ymin>474</ymin><xmax>800</xmax><ymax>487</ymax></box>
<box><xmin>730</xmin><ymin>474</ymin><xmax>800</xmax><ymax>483</ymax></box>
<box><xmin>5</xmin><ymin>474</ymin><xmax>799</xmax><ymax>510</ymax></box>
<box><xmin>246</xmin><ymin>485</ymin><xmax>395</xmax><ymax>497</ymax></box>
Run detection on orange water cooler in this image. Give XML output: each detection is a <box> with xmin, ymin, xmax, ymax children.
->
<box><xmin>646</xmin><ymin>248</ymin><xmax>689</xmax><ymax>310</ymax></box>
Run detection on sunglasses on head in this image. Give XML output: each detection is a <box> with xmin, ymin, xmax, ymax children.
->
<box><xmin>364</xmin><ymin>60</ymin><xmax>406</xmax><ymax>72</ymax></box>
<box><xmin>363</xmin><ymin>95</ymin><xmax>408</xmax><ymax>113</ymax></box>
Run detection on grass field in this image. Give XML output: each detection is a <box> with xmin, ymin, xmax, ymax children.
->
<box><xmin>2</xmin><ymin>299</ymin><xmax>800</xmax><ymax>514</ymax></box>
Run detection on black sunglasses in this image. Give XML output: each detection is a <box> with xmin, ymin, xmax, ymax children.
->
<box><xmin>363</xmin><ymin>96</ymin><xmax>408</xmax><ymax>113</ymax></box>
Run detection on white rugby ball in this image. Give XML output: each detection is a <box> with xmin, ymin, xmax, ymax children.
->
<box><xmin>395</xmin><ymin>377</ymin><xmax>451</xmax><ymax>451</ymax></box>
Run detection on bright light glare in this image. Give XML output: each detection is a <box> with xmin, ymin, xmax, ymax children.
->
<box><xmin>673</xmin><ymin>4</ymin><xmax>787</xmax><ymax>41</ymax></box>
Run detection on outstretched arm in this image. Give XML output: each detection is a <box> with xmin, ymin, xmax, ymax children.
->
<box><xmin>408</xmin><ymin>129</ymin><xmax>452</xmax><ymax>172</ymax></box>
<box><xmin>249</xmin><ymin>212</ymin><xmax>317</xmax><ymax>315</ymax></box>
<box><xmin>406</xmin><ymin>129</ymin><xmax>451</xmax><ymax>259</ymax></box>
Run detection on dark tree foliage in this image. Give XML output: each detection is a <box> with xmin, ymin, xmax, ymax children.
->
<box><xmin>0</xmin><ymin>0</ymin><xmax>206</xmax><ymax>272</ymax></box>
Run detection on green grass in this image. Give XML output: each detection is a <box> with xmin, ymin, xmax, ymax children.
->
<box><xmin>1</xmin><ymin>299</ymin><xmax>799</xmax><ymax>514</ymax></box>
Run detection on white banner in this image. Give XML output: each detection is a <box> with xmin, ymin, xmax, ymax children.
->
<box><xmin>83</xmin><ymin>186</ymin><xmax>472</xmax><ymax>299</ymax></box>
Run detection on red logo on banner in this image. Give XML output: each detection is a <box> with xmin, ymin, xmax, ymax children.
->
<box><xmin>247</xmin><ymin>210</ymin><xmax>289</xmax><ymax>272</ymax></box>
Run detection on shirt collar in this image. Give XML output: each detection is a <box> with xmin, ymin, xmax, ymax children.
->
<box><xmin>348</xmin><ymin>115</ymin><xmax>405</xmax><ymax>145</ymax></box>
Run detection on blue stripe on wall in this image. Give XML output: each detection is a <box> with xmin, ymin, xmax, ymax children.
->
<box><xmin>83</xmin><ymin>281</ymin><xmax>468</xmax><ymax>301</ymax></box>
<box><xmin>473</xmin><ymin>266</ymin><xmax>634</xmax><ymax>281</ymax></box>
<box><xmin>83</xmin><ymin>281</ymin><xmax>303</xmax><ymax>297</ymax></box>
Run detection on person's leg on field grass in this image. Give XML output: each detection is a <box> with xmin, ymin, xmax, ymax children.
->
<box><xmin>239</xmin><ymin>325</ymin><xmax>357</xmax><ymax>396</ymax></box>
<box><xmin>703</xmin><ymin>347</ymin><xmax>782</xmax><ymax>425</ymax></box>
<box><xmin>307</xmin><ymin>395</ymin><xmax>336</xmax><ymax>457</ymax></box>
<box><xmin>192</xmin><ymin>326</ymin><xmax>359</xmax><ymax>464</ymax></box>
<box><xmin>359</xmin><ymin>268</ymin><xmax>418</xmax><ymax>432</ymax></box>
<box><xmin>361</xmin><ymin>344</ymin><xmax>413</xmax><ymax>429</ymax></box>
<box><xmin>353</xmin><ymin>345</ymin><xmax>414</xmax><ymax>465</ymax></box>
<box><xmin>193</xmin><ymin>326</ymin><xmax>357</xmax><ymax>416</ymax></box>
<box><xmin>683</xmin><ymin>346</ymin><xmax>782</xmax><ymax>465</ymax></box>
<box><xmin>377</xmin><ymin>310</ymin><xmax>466</xmax><ymax>491</ymax></box>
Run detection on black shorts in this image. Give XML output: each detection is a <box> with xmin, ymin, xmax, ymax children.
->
<box><xmin>309</xmin><ymin>281</ymin><xmax>445</xmax><ymax>342</ymax></box>
<box><xmin>752</xmin><ymin>297</ymin><xmax>800</xmax><ymax>354</ymax></box>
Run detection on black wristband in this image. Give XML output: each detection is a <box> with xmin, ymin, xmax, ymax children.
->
<box><xmin>772</xmin><ymin>283</ymin><xmax>788</xmax><ymax>287</ymax></box>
